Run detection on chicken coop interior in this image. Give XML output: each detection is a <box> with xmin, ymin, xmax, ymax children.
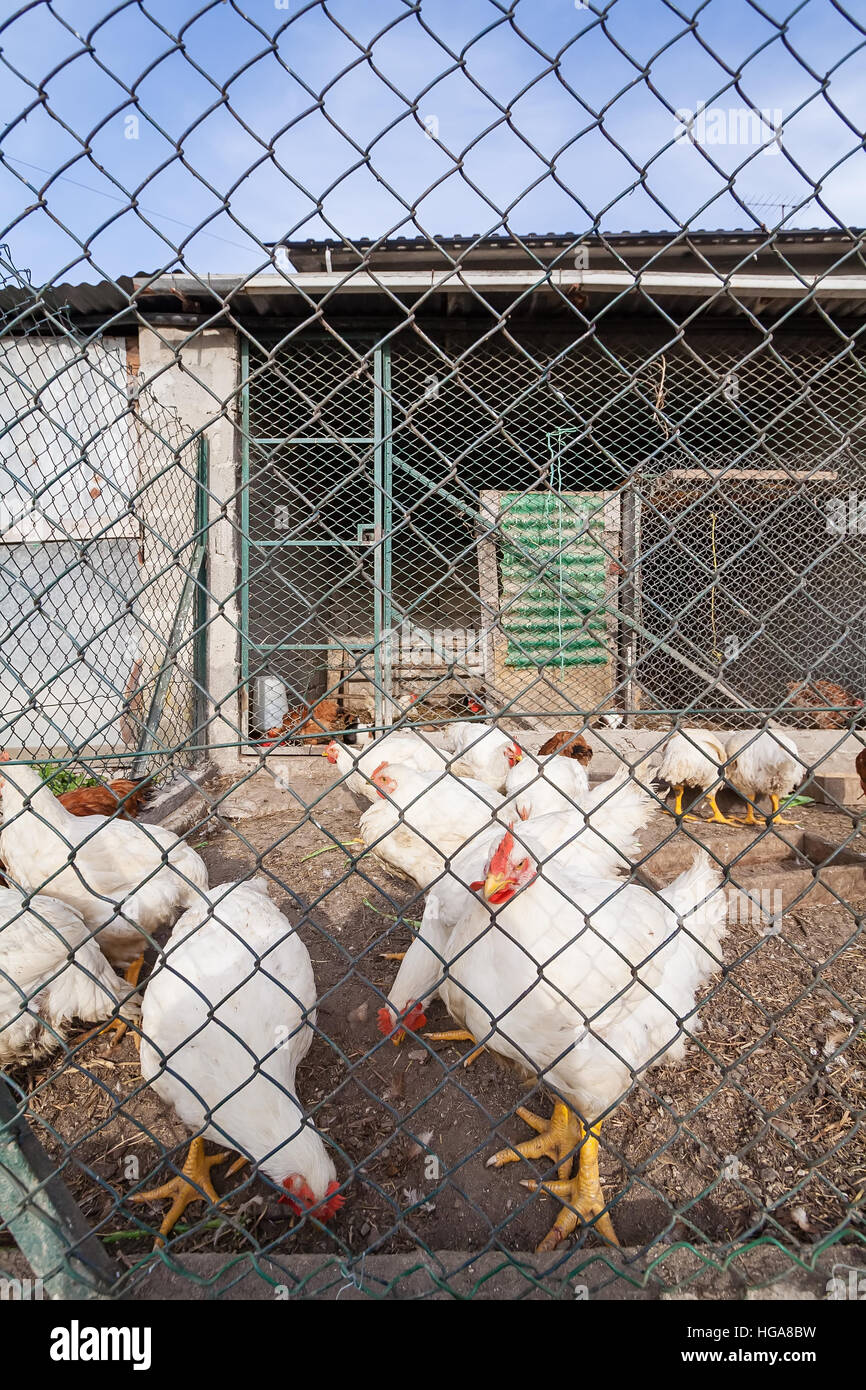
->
<box><xmin>1</xmin><ymin>0</ymin><xmax>865</xmax><ymax>1312</ymax></box>
<box><xmin>243</xmin><ymin>320</ymin><xmax>866</xmax><ymax>739</ymax></box>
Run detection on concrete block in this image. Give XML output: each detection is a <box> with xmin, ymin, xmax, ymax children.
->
<box><xmin>811</xmin><ymin>772</ymin><xmax>863</xmax><ymax>807</ymax></box>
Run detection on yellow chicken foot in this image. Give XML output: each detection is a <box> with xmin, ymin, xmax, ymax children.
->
<box><xmin>769</xmin><ymin>794</ymin><xmax>799</xmax><ymax>826</ymax></box>
<box><xmin>662</xmin><ymin>785</ymin><xmax>701</xmax><ymax>821</ymax></box>
<box><xmin>730</xmin><ymin>802</ymin><xmax>762</xmax><ymax>826</ymax></box>
<box><xmin>104</xmin><ymin>953</ymin><xmax>145</xmax><ymax>1049</ymax></box>
<box><xmin>128</xmin><ymin>1137</ymin><xmax>229</xmax><ymax>1247</ymax></box>
<box><xmin>487</xmin><ymin>1100</ymin><xmax>581</xmax><ymax>1182</ymax></box>
<box><xmin>423</xmin><ymin>1028</ymin><xmax>484</xmax><ymax>1067</ymax></box>
<box><xmin>381</xmin><ymin>951</ymin><xmax>406</xmax><ymax>960</ymax></box>
<box><xmin>520</xmin><ymin>1121</ymin><xmax>619</xmax><ymax>1251</ymax></box>
<box><xmin>701</xmin><ymin>792</ymin><xmax>741</xmax><ymax>826</ymax></box>
<box><xmin>73</xmin><ymin>952</ymin><xmax>144</xmax><ymax>1052</ymax></box>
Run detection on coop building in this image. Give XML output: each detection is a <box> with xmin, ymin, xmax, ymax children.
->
<box><xmin>2</xmin><ymin>230</ymin><xmax>864</xmax><ymax>770</ymax></box>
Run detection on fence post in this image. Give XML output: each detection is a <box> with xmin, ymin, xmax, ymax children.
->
<box><xmin>0</xmin><ymin>1081</ymin><xmax>120</xmax><ymax>1299</ymax></box>
<box><xmin>194</xmin><ymin>435</ymin><xmax>210</xmax><ymax>752</ymax></box>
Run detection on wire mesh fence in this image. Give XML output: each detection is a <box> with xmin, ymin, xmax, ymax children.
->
<box><xmin>0</xmin><ymin>251</ymin><xmax>205</xmax><ymax>778</ymax></box>
<box><xmin>0</xmin><ymin>0</ymin><xmax>864</xmax><ymax>1302</ymax></box>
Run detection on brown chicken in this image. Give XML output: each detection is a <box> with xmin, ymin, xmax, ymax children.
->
<box><xmin>785</xmin><ymin>680</ymin><xmax>864</xmax><ymax>730</ymax></box>
<box><xmin>538</xmin><ymin>730</ymin><xmax>594</xmax><ymax>765</ymax></box>
<box><xmin>265</xmin><ymin>698</ymin><xmax>343</xmax><ymax>744</ymax></box>
<box><xmin>856</xmin><ymin>747</ymin><xmax>866</xmax><ymax>799</ymax></box>
<box><xmin>57</xmin><ymin>778</ymin><xmax>150</xmax><ymax>820</ymax></box>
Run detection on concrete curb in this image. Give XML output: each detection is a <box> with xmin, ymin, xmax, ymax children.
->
<box><xmin>4</xmin><ymin>1243</ymin><xmax>863</xmax><ymax>1301</ymax></box>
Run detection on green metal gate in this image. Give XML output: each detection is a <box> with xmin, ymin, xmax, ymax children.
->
<box><xmin>241</xmin><ymin>337</ymin><xmax>392</xmax><ymax>734</ymax></box>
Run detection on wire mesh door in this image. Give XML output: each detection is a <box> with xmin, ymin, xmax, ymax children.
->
<box><xmin>242</xmin><ymin>337</ymin><xmax>392</xmax><ymax>737</ymax></box>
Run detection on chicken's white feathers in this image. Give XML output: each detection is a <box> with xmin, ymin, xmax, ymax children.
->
<box><xmin>383</xmin><ymin>770</ymin><xmax>656</xmax><ymax>1023</ymax></box>
<box><xmin>437</xmin><ymin>843</ymin><xmax>727</xmax><ymax>1119</ymax></box>
<box><xmin>359</xmin><ymin>762</ymin><xmax>500</xmax><ymax>890</ymax></box>
<box><xmin>0</xmin><ymin>764</ymin><xmax>208</xmax><ymax>968</ymax></box>
<box><xmin>0</xmin><ymin>887</ymin><xmax>138</xmax><ymax>1066</ymax></box>
<box><xmin>726</xmin><ymin>730</ymin><xmax>800</xmax><ymax>803</ymax></box>
<box><xmin>502</xmin><ymin>751</ymin><xmax>589</xmax><ymax>820</ymax></box>
<box><xmin>656</xmin><ymin>729</ymin><xmax>728</xmax><ymax>795</ymax></box>
<box><xmin>328</xmin><ymin>731</ymin><xmax>446</xmax><ymax>802</ymax></box>
<box><xmin>441</xmin><ymin>721</ymin><xmax>519</xmax><ymax>791</ymax></box>
<box><xmin>522</xmin><ymin>770</ymin><xmax>656</xmax><ymax>878</ymax></box>
<box><xmin>139</xmin><ymin>878</ymin><xmax>334</xmax><ymax>1198</ymax></box>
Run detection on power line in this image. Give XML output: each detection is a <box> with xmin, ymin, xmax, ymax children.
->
<box><xmin>3</xmin><ymin>155</ymin><xmax>259</xmax><ymax>257</ymax></box>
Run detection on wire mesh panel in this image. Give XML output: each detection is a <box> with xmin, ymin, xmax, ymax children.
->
<box><xmin>0</xmin><ymin>253</ymin><xmax>203</xmax><ymax>777</ymax></box>
<box><xmin>243</xmin><ymin>337</ymin><xmax>386</xmax><ymax>733</ymax></box>
<box><xmin>0</xmin><ymin>0</ymin><xmax>864</xmax><ymax>1308</ymax></box>
<box><xmin>247</xmin><ymin>325</ymin><xmax>866</xmax><ymax>727</ymax></box>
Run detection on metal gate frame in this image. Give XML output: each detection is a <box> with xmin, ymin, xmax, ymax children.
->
<box><xmin>240</xmin><ymin>337</ymin><xmax>393</xmax><ymax>736</ymax></box>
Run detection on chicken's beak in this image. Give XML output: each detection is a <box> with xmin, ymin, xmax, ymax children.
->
<box><xmin>482</xmin><ymin>870</ymin><xmax>512</xmax><ymax>902</ymax></box>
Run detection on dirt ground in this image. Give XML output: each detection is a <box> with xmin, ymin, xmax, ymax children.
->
<box><xmin>12</xmin><ymin>760</ymin><xmax>866</xmax><ymax>1273</ymax></box>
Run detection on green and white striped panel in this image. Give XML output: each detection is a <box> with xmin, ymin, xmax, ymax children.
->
<box><xmin>497</xmin><ymin>492</ymin><xmax>609</xmax><ymax>669</ymax></box>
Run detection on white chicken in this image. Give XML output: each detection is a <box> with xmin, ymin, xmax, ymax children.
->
<box><xmin>359</xmin><ymin>761</ymin><xmax>501</xmax><ymax>891</ymax></box>
<box><xmin>726</xmin><ymin>729</ymin><xmax>801</xmax><ymax>825</ymax></box>
<box><xmin>322</xmin><ymin>730</ymin><xmax>447</xmax><ymax>802</ymax></box>
<box><xmin>0</xmin><ymin>887</ymin><xmax>139</xmax><ymax>1067</ymax></box>
<box><xmin>505</xmin><ymin>769</ymin><xmax>655</xmax><ymax>879</ymax></box>
<box><xmin>134</xmin><ymin>878</ymin><xmax>342</xmax><ymax>1244</ymax></box>
<box><xmin>440</xmin><ymin>721</ymin><xmax>523</xmax><ymax>792</ymax></box>
<box><xmin>386</xmin><ymin>826</ymin><xmax>726</xmax><ymax>1252</ymax></box>
<box><xmin>655</xmin><ymin>729</ymin><xmax>734</xmax><ymax>824</ymax></box>
<box><xmin>0</xmin><ymin>757</ymin><xmax>208</xmax><ymax>976</ymax></box>
<box><xmin>501</xmin><ymin>748</ymin><xmax>590</xmax><ymax>820</ymax></box>
<box><xmin>380</xmin><ymin>769</ymin><xmax>657</xmax><ymax>1044</ymax></box>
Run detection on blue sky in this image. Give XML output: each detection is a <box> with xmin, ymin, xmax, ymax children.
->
<box><xmin>0</xmin><ymin>0</ymin><xmax>863</xmax><ymax>287</ymax></box>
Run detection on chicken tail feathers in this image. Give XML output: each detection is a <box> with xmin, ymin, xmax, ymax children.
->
<box><xmin>659</xmin><ymin>850</ymin><xmax>727</xmax><ymax>954</ymax></box>
<box><xmin>583</xmin><ymin>771</ymin><xmax>656</xmax><ymax>851</ymax></box>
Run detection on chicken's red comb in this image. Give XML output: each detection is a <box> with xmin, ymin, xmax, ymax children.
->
<box><xmin>490</xmin><ymin>830</ymin><xmax>516</xmax><ymax>876</ymax></box>
<box><xmin>403</xmin><ymin>1000</ymin><xmax>427</xmax><ymax>1032</ymax></box>
<box><xmin>316</xmin><ymin>1181</ymin><xmax>346</xmax><ymax>1221</ymax></box>
<box><xmin>279</xmin><ymin>1175</ymin><xmax>313</xmax><ymax>1213</ymax></box>
<box><xmin>371</xmin><ymin>760</ymin><xmax>389</xmax><ymax>781</ymax></box>
<box><xmin>280</xmin><ymin>1177</ymin><xmax>345</xmax><ymax>1222</ymax></box>
<box><xmin>377</xmin><ymin>1000</ymin><xmax>426</xmax><ymax>1043</ymax></box>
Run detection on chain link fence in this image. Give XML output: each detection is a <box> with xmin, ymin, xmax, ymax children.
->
<box><xmin>0</xmin><ymin>0</ymin><xmax>864</xmax><ymax>1302</ymax></box>
<box><xmin>0</xmin><ymin>251</ymin><xmax>205</xmax><ymax>777</ymax></box>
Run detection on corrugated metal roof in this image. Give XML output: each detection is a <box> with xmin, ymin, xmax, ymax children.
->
<box><xmin>0</xmin><ymin>274</ymin><xmax>140</xmax><ymax>321</ymax></box>
<box><xmin>3</xmin><ymin>228</ymin><xmax>865</xmax><ymax>325</ymax></box>
<box><xmin>276</xmin><ymin>228</ymin><xmax>861</xmax><ymax>250</ymax></box>
<box><xmin>274</xmin><ymin>228</ymin><xmax>864</xmax><ymax>272</ymax></box>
